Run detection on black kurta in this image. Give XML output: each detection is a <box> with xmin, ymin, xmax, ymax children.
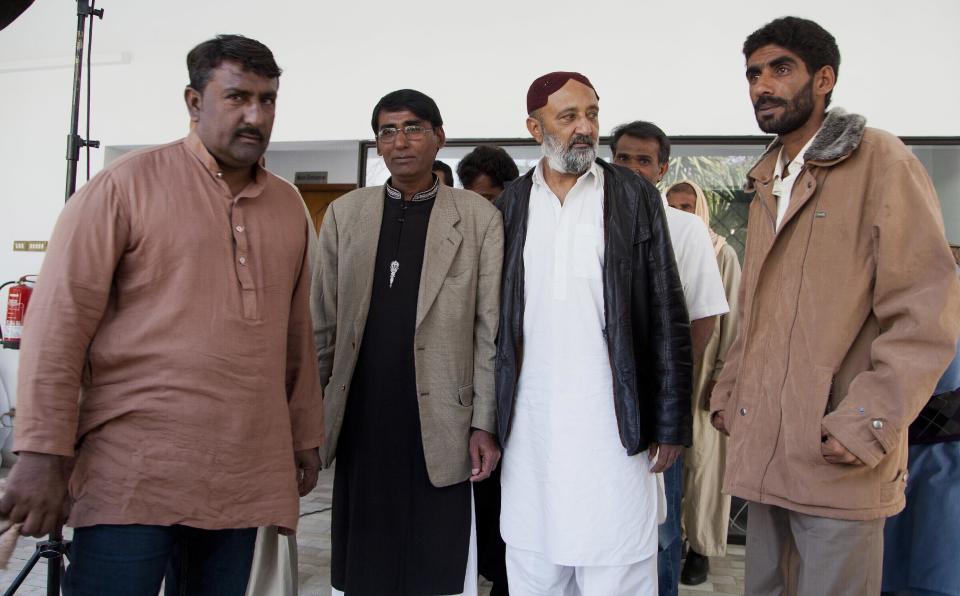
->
<box><xmin>331</xmin><ymin>190</ymin><xmax>472</xmax><ymax>596</ymax></box>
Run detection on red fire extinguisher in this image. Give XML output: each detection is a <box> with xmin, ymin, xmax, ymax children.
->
<box><xmin>1</xmin><ymin>275</ymin><xmax>37</xmax><ymax>350</ymax></box>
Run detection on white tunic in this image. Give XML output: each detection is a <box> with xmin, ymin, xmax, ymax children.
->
<box><xmin>500</xmin><ymin>161</ymin><xmax>658</xmax><ymax>566</ymax></box>
<box><xmin>662</xmin><ymin>201</ymin><xmax>729</xmax><ymax>321</ymax></box>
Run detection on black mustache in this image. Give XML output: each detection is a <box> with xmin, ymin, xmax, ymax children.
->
<box><xmin>568</xmin><ymin>134</ymin><xmax>595</xmax><ymax>149</ymax></box>
<box><xmin>754</xmin><ymin>96</ymin><xmax>786</xmax><ymax>110</ymax></box>
<box><xmin>234</xmin><ymin>127</ymin><xmax>264</xmax><ymax>141</ymax></box>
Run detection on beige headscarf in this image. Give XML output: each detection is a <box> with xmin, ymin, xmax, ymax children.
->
<box><xmin>666</xmin><ymin>179</ymin><xmax>726</xmax><ymax>256</ymax></box>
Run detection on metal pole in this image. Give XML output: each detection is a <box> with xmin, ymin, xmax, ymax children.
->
<box><xmin>64</xmin><ymin>0</ymin><xmax>89</xmax><ymax>201</ymax></box>
<box><xmin>64</xmin><ymin>0</ymin><xmax>102</xmax><ymax>202</ymax></box>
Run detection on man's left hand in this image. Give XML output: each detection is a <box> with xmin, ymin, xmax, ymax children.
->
<box><xmin>468</xmin><ymin>429</ymin><xmax>501</xmax><ymax>482</ymax></box>
<box><xmin>648</xmin><ymin>443</ymin><xmax>683</xmax><ymax>473</ymax></box>
<box><xmin>820</xmin><ymin>430</ymin><xmax>863</xmax><ymax>465</ymax></box>
<box><xmin>294</xmin><ymin>447</ymin><xmax>322</xmax><ymax>497</ymax></box>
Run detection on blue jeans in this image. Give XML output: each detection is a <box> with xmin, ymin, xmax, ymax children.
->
<box><xmin>658</xmin><ymin>453</ymin><xmax>683</xmax><ymax>596</ymax></box>
<box><xmin>63</xmin><ymin>524</ymin><xmax>257</xmax><ymax>596</ymax></box>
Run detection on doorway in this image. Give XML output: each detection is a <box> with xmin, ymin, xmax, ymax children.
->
<box><xmin>297</xmin><ymin>183</ymin><xmax>356</xmax><ymax>234</ymax></box>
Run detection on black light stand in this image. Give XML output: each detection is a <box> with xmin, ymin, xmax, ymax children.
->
<box><xmin>3</xmin><ymin>2</ymin><xmax>103</xmax><ymax>594</ymax></box>
<box><xmin>65</xmin><ymin>0</ymin><xmax>103</xmax><ymax>201</ymax></box>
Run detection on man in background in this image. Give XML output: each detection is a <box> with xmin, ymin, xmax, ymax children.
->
<box><xmin>665</xmin><ymin>180</ymin><xmax>741</xmax><ymax>586</ymax></box>
<box><xmin>609</xmin><ymin>120</ymin><xmax>728</xmax><ymax>596</ymax></box>
<box><xmin>458</xmin><ymin>145</ymin><xmax>520</xmax><ymax>202</ymax></box>
<box><xmin>434</xmin><ymin>159</ymin><xmax>454</xmax><ymax>186</ymax></box>
<box><xmin>458</xmin><ymin>143</ymin><xmax>520</xmax><ymax>596</ymax></box>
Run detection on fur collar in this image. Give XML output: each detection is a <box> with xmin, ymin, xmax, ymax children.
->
<box><xmin>804</xmin><ymin>108</ymin><xmax>867</xmax><ymax>162</ymax></box>
<box><xmin>749</xmin><ymin>109</ymin><xmax>867</xmax><ymax>188</ymax></box>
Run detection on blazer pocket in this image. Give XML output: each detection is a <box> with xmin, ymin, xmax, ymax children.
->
<box><xmin>457</xmin><ymin>384</ymin><xmax>474</xmax><ymax>407</ymax></box>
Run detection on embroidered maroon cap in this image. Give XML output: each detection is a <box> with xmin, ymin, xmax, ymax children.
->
<box><xmin>526</xmin><ymin>71</ymin><xmax>598</xmax><ymax>114</ymax></box>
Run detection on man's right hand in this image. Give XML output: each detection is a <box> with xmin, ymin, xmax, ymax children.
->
<box><xmin>0</xmin><ymin>452</ymin><xmax>68</xmax><ymax>537</ymax></box>
<box><xmin>711</xmin><ymin>410</ymin><xmax>729</xmax><ymax>436</ymax></box>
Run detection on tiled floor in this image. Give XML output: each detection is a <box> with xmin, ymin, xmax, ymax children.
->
<box><xmin>0</xmin><ymin>465</ymin><xmax>745</xmax><ymax>595</ymax></box>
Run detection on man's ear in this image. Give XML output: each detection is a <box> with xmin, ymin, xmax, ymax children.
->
<box><xmin>814</xmin><ymin>65</ymin><xmax>836</xmax><ymax>101</ymax></box>
<box><xmin>657</xmin><ymin>161</ymin><xmax>669</xmax><ymax>183</ymax></box>
<box><xmin>434</xmin><ymin>125</ymin><xmax>446</xmax><ymax>149</ymax></box>
<box><xmin>526</xmin><ymin>116</ymin><xmax>544</xmax><ymax>144</ymax></box>
<box><xmin>184</xmin><ymin>86</ymin><xmax>202</xmax><ymax>123</ymax></box>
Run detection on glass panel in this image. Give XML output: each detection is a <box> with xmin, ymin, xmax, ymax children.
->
<box><xmin>365</xmin><ymin>141</ymin><xmax>960</xmax><ymax>250</ymax></box>
<box><xmin>910</xmin><ymin>145</ymin><xmax>960</xmax><ymax>245</ymax></box>
<box><xmin>662</xmin><ymin>144</ymin><xmax>768</xmax><ymax>262</ymax></box>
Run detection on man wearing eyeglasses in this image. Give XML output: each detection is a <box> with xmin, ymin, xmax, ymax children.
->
<box><xmin>312</xmin><ymin>89</ymin><xmax>504</xmax><ymax>596</ymax></box>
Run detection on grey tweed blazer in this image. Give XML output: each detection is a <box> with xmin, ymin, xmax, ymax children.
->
<box><xmin>311</xmin><ymin>184</ymin><xmax>503</xmax><ymax>487</ymax></box>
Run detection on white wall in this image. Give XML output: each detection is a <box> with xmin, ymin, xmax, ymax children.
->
<box><xmin>1</xmin><ymin>0</ymin><xmax>958</xmax><ymax>399</ymax></box>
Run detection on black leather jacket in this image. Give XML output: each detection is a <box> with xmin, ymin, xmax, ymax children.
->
<box><xmin>494</xmin><ymin>159</ymin><xmax>693</xmax><ymax>454</ymax></box>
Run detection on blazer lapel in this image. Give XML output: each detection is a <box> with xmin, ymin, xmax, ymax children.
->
<box><xmin>416</xmin><ymin>186</ymin><xmax>462</xmax><ymax>329</ymax></box>
<box><xmin>345</xmin><ymin>187</ymin><xmax>384</xmax><ymax>338</ymax></box>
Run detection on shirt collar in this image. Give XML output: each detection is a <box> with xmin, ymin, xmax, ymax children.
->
<box><xmin>385</xmin><ymin>175</ymin><xmax>440</xmax><ymax>202</ymax></box>
<box><xmin>532</xmin><ymin>158</ymin><xmax>603</xmax><ymax>192</ymax></box>
<box><xmin>773</xmin><ymin>127</ymin><xmax>821</xmax><ymax>181</ymax></box>
<box><xmin>184</xmin><ymin>131</ymin><xmax>267</xmax><ymax>198</ymax></box>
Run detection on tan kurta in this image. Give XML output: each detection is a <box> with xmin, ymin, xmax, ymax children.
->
<box><xmin>15</xmin><ymin>133</ymin><xmax>324</xmax><ymax>531</ymax></box>
<box><xmin>683</xmin><ymin>242</ymin><xmax>740</xmax><ymax>556</ymax></box>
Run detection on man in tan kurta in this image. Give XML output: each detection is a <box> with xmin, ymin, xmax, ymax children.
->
<box><xmin>0</xmin><ymin>35</ymin><xmax>323</xmax><ymax>596</ymax></box>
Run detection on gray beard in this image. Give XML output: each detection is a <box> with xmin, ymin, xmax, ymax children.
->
<box><xmin>542</xmin><ymin>131</ymin><xmax>597</xmax><ymax>175</ymax></box>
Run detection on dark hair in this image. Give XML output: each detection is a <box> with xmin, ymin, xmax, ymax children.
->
<box><xmin>609</xmin><ymin>121</ymin><xmax>670</xmax><ymax>165</ymax></box>
<box><xmin>186</xmin><ymin>34</ymin><xmax>282</xmax><ymax>92</ymax></box>
<box><xmin>433</xmin><ymin>160</ymin><xmax>454</xmax><ymax>186</ymax></box>
<box><xmin>743</xmin><ymin>16</ymin><xmax>840</xmax><ymax>107</ymax></box>
<box><xmin>371</xmin><ymin>89</ymin><xmax>443</xmax><ymax>135</ymax></box>
<box><xmin>457</xmin><ymin>145</ymin><xmax>520</xmax><ymax>190</ymax></box>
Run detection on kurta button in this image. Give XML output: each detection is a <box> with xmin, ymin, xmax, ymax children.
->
<box><xmin>235</xmin><ymin>225</ymin><xmax>245</xmax><ymax>233</ymax></box>
<box><xmin>340</xmin><ymin>384</ymin><xmax>345</xmax><ymax>391</ymax></box>
<box><xmin>739</xmin><ymin>407</ymin><xmax>747</xmax><ymax>416</ymax></box>
<box><xmin>238</xmin><ymin>256</ymin><xmax>247</xmax><ymax>265</ymax></box>
<box><xmin>872</xmin><ymin>419</ymin><xmax>884</xmax><ymax>429</ymax></box>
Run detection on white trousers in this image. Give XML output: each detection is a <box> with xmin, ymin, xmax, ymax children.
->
<box><xmin>505</xmin><ymin>545</ymin><xmax>658</xmax><ymax>596</ymax></box>
<box><xmin>331</xmin><ymin>487</ymin><xmax>478</xmax><ymax>596</ymax></box>
<box><xmin>245</xmin><ymin>526</ymin><xmax>298</xmax><ymax>595</ymax></box>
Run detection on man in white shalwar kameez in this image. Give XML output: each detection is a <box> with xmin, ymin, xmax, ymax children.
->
<box><xmin>493</xmin><ymin>72</ymin><xmax>694</xmax><ymax>596</ymax></box>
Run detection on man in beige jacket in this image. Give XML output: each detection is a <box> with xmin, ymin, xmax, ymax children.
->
<box><xmin>711</xmin><ymin>16</ymin><xmax>960</xmax><ymax>596</ymax></box>
<box><xmin>312</xmin><ymin>89</ymin><xmax>503</xmax><ymax>596</ymax></box>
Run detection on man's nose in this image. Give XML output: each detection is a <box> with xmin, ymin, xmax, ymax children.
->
<box><xmin>753</xmin><ymin>71</ymin><xmax>775</xmax><ymax>97</ymax></box>
<box><xmin>392</xmin><ymin>130</ymin><xmax>411</xmax><ymax>148</ymax></box>
<box><xmin>243</xmin><ymin>101</ymin><xmax>265</xmax><ymax>127</ymax></box>
<box><xmin>574</xmin><ymin>115</ymin><xmax>595</xmax><ymax>135</ymax></box>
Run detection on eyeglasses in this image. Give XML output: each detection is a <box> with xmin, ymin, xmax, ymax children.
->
<box><xmin>376</xmin><ymin>125</ymin><xmax>434</xmax><ymax>143</ymax></box>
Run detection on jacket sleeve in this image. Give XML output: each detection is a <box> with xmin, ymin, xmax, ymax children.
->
<box><xmin>311</xmin><ymin>205</ymin><xmax>339</xmax><ymax>389</ymax></box>
<box><xmin>15</xmin><ymin>172</ymin><xmax>129</xmax><ymax>456</ymax></box>
<box><xmin>470</xmin><ymin>209</ymin><xmax>504</xmax><ymax>434</ymax></box>
<box><xmin>285</xmin><ymin>212</ymin><xmax>325</xmax><ymax>452</ymax></box>
<box><xmin>821</xmin><ymin>158</ymin><xmax>960</xmax><ymax>467</ymax></box>
<box><xmin>642</xmin><ymin>185</ymin><xmax>694</xmax><ymax>447</ymax></box>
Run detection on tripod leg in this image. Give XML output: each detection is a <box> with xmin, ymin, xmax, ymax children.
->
<box><xmin>2</xmin><ymin>547</ymin><xmax>43</xmax><ymax>596</ymax></box>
